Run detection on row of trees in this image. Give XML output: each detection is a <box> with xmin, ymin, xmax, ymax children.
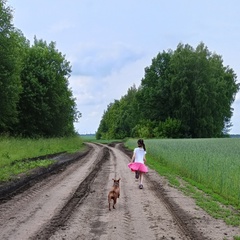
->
<box><xmin>96</xmin><ymin>42</ymin><xmax>239</xmax><ymax>139</ymax></box>
<box><xmin>0</xmin><ymin>0</ymin><xmax>80</xmax><ymax>137</ymax></box>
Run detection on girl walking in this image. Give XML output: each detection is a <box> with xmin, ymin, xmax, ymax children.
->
<box><xmin>128</xmin><ymin>139</ymin><xmax>148</xmax><ymax>189</ymax></box>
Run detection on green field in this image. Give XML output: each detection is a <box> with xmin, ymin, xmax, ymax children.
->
<box><xmin>125</xmin><ymin>138</ymin><xmax>240</xmax><ymax>207</ymax></box>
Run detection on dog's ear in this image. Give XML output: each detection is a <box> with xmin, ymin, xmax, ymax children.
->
<box><xmin>112</xmin><ymin>178</ymin><xmax>115</xmax><ymax>181</ymax></box>
<box><xmin>118</xmin><ymin>178</ymin><xmax>121</xmax><ymax>181</ymax></box>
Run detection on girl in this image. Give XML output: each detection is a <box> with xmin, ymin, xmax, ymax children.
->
<box><xmin>128</xmin><ymin>139</ymin><xmax>148</xmax><ymax>189</ymax></box>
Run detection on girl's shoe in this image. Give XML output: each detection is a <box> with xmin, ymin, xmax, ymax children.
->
<box><xmin>139</xmin><ymin>184</ymin><xmax>143</xmax><ymax>189</ymax></box>
<box><xmin>135</xmin><ymin>171</ymin><xmax>139</xmax><ymax>179</ymax></box>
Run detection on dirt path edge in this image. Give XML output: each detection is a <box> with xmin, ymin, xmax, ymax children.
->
<box><xmin>0</xmin><ymin>144</ymin><xmax>92</xmax><ymax>201</ymax></box>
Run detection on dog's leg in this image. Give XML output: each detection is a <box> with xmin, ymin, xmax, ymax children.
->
<box><xmin>113</xmin><ymin>198</ymin><xmax>117</xmax><ymax>209</ymax></box>
<box><xmin>108</xmin><ymin>195</ymin><xmax>111</xmax><ymax>211</ymax></box>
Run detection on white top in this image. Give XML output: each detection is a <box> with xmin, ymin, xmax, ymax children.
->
<box><xmin>133</xmin><ymin>147</ymin><xmax>146</xmax><ymax>164</ymax></box>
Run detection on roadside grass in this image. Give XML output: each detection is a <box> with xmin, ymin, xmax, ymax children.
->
<box><xmin>125</xmin><ymin>138</ymin><xmax>240</xmax><ymax>227</ymax></box>
<box><xmin>0</xmin><ymin>135</ymin><xmax>84</xmax><ymax>182</ymax></box>
<box><xmin>149</xmin><ymin>154</ymin><xmax>240</xmax><ymax>227</ymax></box>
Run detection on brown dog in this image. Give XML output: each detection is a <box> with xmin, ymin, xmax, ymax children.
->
<box><xmin>108</xmin><ymin>178</ymin><xmax>121</xmax><ymax>211</ymax></box>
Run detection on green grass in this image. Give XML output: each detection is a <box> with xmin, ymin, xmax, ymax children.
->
<box><xmin>0</xmin><ymin>136</ymin><xmax>84</xmax><ymax>182</ymax></box>
<box><xmin>125</xmin><ymin>138</ymin><xmax>240</xmax><ymax>226</ymax></box>
<box><xmin>0</xmin><ymin>159</ymin><xmax>54</xmax><ymax>182</ymax></box>
<box><xmin>0</xmin><ymin>134</ymin><xmax>117</xmax><ymax>183</ymax></box>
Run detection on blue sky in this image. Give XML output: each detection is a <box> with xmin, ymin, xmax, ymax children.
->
<box><xmin>7</xmin><ymin>0</ymin><xmax>240</xmax><ymax>134</ymax></box>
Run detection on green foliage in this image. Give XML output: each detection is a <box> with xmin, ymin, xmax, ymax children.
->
<box><xmin>97</xmin><ymin>42</ymin><xmax>239</xmax><ymax>139</ymax></box>
<box><xmin>131</xmin><ymin>119</ymin><xmax>155</xmax><ymax>138</ymax></box>
<box><xmin>96</xmin><ymin>85</ymin><xmax>138</xmax><ymax>139</ymax></box>
<box><xmin>137</xmin><ymin>50</ymin><xmax>172</xmax><ymax>122</ymax></box>
<box><xmin>139</xmin><ymin>42</ymin><xmax>239</xmax><ymax>137</ymax></box>
<box><xmin>16</xmin><ymin>38</ymin><xmax>79</xmax><ymax>137</ymax></box>
<box><xmin>0</xmin><ymin>1</ymin><xmax>25</xmax><ymax>132</ymax></box>
<box><xmin>155</xmin><ymin>118</ymin><xmax>182</xmax><ymax>138</ymax></box>
<box><xmin>0</xmin><ymin>1</ymin><xmax>81</xmax><ymax>137</ymax></box>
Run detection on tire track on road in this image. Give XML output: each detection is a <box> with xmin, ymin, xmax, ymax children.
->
<box><xmin>118</xmin><ymin>143</ymin><xmax>208</xmax><ymax>240</ymax></box>
<box><xmin>0</xmin><ymin>143</ymin><xmax>104</xmax><ymax>240</ymax></box>
<box><xmin>32</xmin><ymin>146</ymin><xmax>110</xmax><ymax>240</ymax></box>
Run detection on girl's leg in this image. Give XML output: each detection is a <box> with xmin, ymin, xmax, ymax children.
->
<box><xmin>139</xmin><ymin>172</ymin><xmax>144</xmax><ymax>188</ymax></box>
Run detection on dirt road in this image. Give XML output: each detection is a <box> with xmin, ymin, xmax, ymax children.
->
<box><xmin>0</xmin><ymin>143</ymin><xmax>239</xmax><ymax>240</ymax></box>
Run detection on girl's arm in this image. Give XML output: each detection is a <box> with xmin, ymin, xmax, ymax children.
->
<box><xmin>131</xmin><ymin>153</ymin><xmax>135</xmax><ymax>162</ymax></box>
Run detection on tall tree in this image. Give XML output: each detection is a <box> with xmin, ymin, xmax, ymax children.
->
<box><xmin>137</xmin><ymin>50</ymin><xmax>172</xmax><ymax>122</ymax></box>
<box><xmin>114</xmin><ymin>85</ymin><xmax>139</xmax><ymax>138</ymax></box>
<box><xmin>168</xmin><ymin>43</ymin><xmax>239</xmax><ymax>137</ymax></box>
<box><xmin>0</xmin><ymin>0</ymin><xmax>23</xmax><ymax>133</ymax></box>
<box><xmin>17</xmin><ymin>38</ymin><xmax>79</xmax><ymax>137</ymax></box>
<box><xmin>138</xmin><ymin>42</ymin><xmax>239</xmax><ymax>138</ymax></box>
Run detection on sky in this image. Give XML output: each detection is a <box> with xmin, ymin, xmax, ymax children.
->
<box><xmin>7</xmin><ymin>0</ymin><xmax>240</xmax><ymax>134</ymax></box>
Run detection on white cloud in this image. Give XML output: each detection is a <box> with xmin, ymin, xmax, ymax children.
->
<box><xmin>69</xmin><ymin>75</ymin><xmax>106</xmax><ymax>106</ymax></box>
<box><xmin>71</xmin><ymin>42</ymin><xmax>144</xmax><ymax>77</ymax></box>
<box><xmin>70</xmin><ymin>55</ymin><xmax>149</xmax><ymax>133</ymax></box>
<box><xmin>49</xmin><ymin>21</ymin><xmax>74</xmax><ymax>34</ymax></box>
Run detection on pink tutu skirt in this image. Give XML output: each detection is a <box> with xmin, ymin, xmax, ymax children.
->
<box><xmin>128</xmin><ymin>162</ymin><xmax>148</xmax><ymax>173</ymax></box>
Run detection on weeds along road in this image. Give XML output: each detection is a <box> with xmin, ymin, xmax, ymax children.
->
<box><xmin>0</xmin><ymin>143</ymin><xmax>239</xmax><ymax>240</ymax></box>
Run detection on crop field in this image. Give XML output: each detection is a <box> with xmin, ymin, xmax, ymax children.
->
<box><xmin>125</xmin><ymin>138</ymin><xmax>240</xmax><ymax>207</ymax></box>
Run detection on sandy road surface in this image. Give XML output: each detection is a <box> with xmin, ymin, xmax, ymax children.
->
<box><xmin>0</xmin><ymin>143</ymin><xmax>239</xmax><ymax>240</ymax></box>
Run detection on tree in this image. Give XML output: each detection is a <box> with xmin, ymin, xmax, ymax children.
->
<box><xmin>96</xmin><ymin>85</ymin><xmax>138</xmax><ymax>139</ymax></box>
<box><xmin>17</xmin><ymin>38</ymin><xmax>79</xmax><ymax>137</ymax></box>
<box><xmin>0</xmin><ymin>1</ymin><xmax>23</xmax><ymax>133</ymax></box>
<box><xmin>97</xmin><ymin>42</ymin><xmax>239</xmax><ymax>139</ymax></box>
<box><xmin>114</xmin><ymin>85</ymin><xmax>139</xmax><ymax>138</ymax></box>
<box><xmin>137</xmin><ymin>50</ymin><xmax>172</xmax><ymax>122</ymax></box>
<box><xmin>168</xmin><ymin>43</ymin><xmax>239</xmax><ymax>137</ymax></box>
<box><xmin>137</xmin><ymin>42</ymin><xmax>239</xmax><ymax>138</ymax></box>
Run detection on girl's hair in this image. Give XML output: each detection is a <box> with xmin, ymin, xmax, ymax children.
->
<box><xmin>137</xmin><ymin>139</ymin><xmax>146</xmax><ymax>151</ymax></box>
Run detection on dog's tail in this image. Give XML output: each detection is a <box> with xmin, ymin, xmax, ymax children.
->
<box><xmin>108</xmin><ymin>191</ymin><xmax>116</xmax><ymax>201</ymax></box>
<box><xmin>108</xmin><ymin>191</ymin><xmax>112</xmax><ymax>202</ymax></box>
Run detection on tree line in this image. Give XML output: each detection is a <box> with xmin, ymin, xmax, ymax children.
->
<box><xmin>96</xmin><ymin>42</ymin><xmax>239</xmax><ymax>139</ymax></box>
<box><xmin>0</xmin><ymin>0</ymin><xmax>81</xmax><ymax>137</ymax></box>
